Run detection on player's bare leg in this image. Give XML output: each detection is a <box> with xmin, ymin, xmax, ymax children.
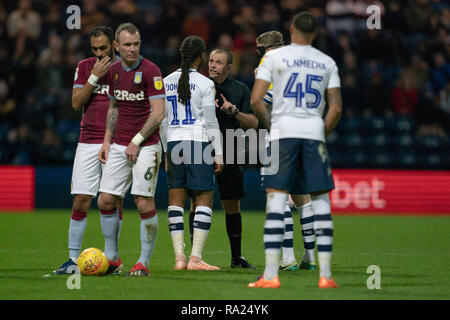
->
<box><xmin>168</xmin><ymin>188</ymin><xmax>188</xmax><ymax>270</ymax></box>
<box><xmin>187</xmin><ymin>190</ymin><xmax>220</xmax><ymax>271</ymax></box>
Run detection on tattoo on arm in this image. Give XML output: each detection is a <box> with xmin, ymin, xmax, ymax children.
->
<box><xmin>139</xmin><ymin>115</ymin><xmax>160</xmax><ymax>139</ymax></box>
<box><xmin>106</xmin><ymin>100</ymin><xmax>119</xmax><ymax>134</ymax></box>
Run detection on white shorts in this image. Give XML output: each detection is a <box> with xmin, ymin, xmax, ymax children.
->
<box><xmin>71</xmin><ymin>143</ymin><xmax>104</xmax><ymax>197</ymax></box>
<box><xmin>71</xmin><ymin>143</ymin><xmax>131</xmax><ymax>198</ymax></box>
<box><xmin>99</xmin><ymin>143</ymin><xmax>162</xmax><ymax>198</ymax></box>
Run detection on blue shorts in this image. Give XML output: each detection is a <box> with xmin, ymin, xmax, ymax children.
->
<box><xmin>167</xmin><ymin>140</ymin><xmax>215</xmax><ymax>191</ymax></box>
<box><xmin>263</xmin><ymin>138</ymin><xmax>334</xmax><ymax>194</ymax></box>
<box><xmin>260</xmin><ymin>144</ymin><xmax>307</xmax><ymax>195</ymax></box>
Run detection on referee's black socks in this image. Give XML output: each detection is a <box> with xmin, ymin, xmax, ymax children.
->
<box><xmin>226</xmin><ymin>212</ymin><xmax>242</xmax><ymax>259</ymax></box>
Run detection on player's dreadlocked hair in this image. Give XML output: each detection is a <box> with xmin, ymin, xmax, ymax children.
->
<box><xmin>178</xmin><ymin>36</ymin><xmax>206</xmax><ymax>105</ymax></box>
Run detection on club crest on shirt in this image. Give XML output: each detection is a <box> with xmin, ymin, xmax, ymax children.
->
<box><xmin>153</xmin><ymin>76</ymin><xmax>163</xmax><ymax>90</ymax></box>
<box><xmin>114</xmin><ymin>73</ymin><xmax>118</xmax><ymax>81</ymax></box>
<box><xmin>134</xmin><ymin>71</ymin><xmax>142</xmax><ymax>84</ymax></box>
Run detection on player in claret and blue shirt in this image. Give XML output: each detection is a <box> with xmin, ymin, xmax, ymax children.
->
<box><xmin>53</xmin><ymin>26</ymin><xmax>127</xmax><ymax>275</ymax></box>
<box><xmin>97</xmin><ymin>23</ymin><xmax>166</xmax><ymax>277</ymax></box>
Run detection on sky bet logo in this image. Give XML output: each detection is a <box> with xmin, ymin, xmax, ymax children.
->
<box><xmin>114</xmin><ymin>90</ymin><xmax>145</xmax><ymax>101</ymax></box>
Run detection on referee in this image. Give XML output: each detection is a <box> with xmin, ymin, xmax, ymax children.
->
<box><xmin>189</xmin><ymin>47</ymin><xmax>258</xmax><ymax>268</ymax></box>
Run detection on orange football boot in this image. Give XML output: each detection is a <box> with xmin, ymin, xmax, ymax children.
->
<box><xmin>318</xmin><ymin>276</ymin><xmax>339</xmax><ymax>288</ymax></box>
<box><xmin>248</xmin><ymin>276</ymin><xmax>281</xmax><ymax>288</ymax></box>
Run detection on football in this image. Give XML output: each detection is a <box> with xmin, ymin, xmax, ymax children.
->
<box><xmin>77</xmin><ymin>248</ymin><xmax>109</xmax><ymax>276</ymax></box>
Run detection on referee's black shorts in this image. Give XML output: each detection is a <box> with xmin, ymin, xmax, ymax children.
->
<box><xmin>215</xmin><ymin>164</ymin><xmax>245</xmax><ymax>200</ymax></box>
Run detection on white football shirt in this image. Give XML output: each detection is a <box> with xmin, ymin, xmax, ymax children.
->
<box><xmin>162</xmin><ymin>69</ymin><xmax>222</xmax><ymax>155</ymax></box>
<box><xmin>256</xmin><ymin>43</ymin><xmax>341</xmax><ymax>142</ymax></box>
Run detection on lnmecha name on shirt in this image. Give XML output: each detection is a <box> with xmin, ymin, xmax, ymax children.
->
<box><xmin>282</xmin><ymin>58</ymin><xmax>326</xmax><ymax>70</ymax></box>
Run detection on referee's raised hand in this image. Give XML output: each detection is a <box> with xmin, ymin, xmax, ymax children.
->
<box><xmin>216</xmin><ymin>93</ymin><xmax>237</xmax><ymax>115</ymax></box>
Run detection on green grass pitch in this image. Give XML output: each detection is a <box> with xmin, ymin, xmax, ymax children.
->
<box><xmin>0</xmin><ymin>210</ymin><xmax>448</xmax><ymax>300</ymax></box>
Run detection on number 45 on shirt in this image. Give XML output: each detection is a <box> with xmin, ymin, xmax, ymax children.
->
<box><xmin>283</xmin><ymin>73</ymin><xmax>323</xmax><ymax>108</ymax></box>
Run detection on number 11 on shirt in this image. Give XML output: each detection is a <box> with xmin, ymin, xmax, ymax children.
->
<box><xmin>167</xmin><ymin>95</ymin><xmax>196</xmax><ymax>125</ymax></box>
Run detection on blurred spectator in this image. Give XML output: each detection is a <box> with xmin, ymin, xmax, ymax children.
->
<box><xmin>33</xmin><ymin>127</ymin><xmax>63</xmax><ymax>165</ymax></box>
<box><xmin>404</xmin><ymin>0</ymin><xmax>433</xmax><ymax>34</ymax></box>
<box><xmin>430</xmin><ymin>51</ymin><xmax>450</xmax><ymax>92</ymax></box>
<box><xmin>182</xmin><ymin>9</ymin><xmax>211</xmax><ymax>45</ymax></box>
<box><xmin>81</xmin><ymin>0</ymin><xmax>107</xmax><ymax>35</ymax></box>
<box><xmin>392</xmin><ymin>70</ymin><xmax>419</xmax><ymax>115</ymax></box>
<box><xmin>0</xmin><ymin>79</ymin><xmax>15</xmax><ymax>118</ymax></box>
<box><xmin>7</xmin><ymin>0</ymin><xmax>41</xmax><ymax>40</ymax></box>
<box><xmin>210</xmin><ymin>0</ymin><xmax>234</xmax><ymax>42</ymax></box>
<box><xmin>384</xmin><ymin>0</ymin><xmax>407</xmax><ymax>34</ymax></box>
<box><xmin>259</xmin><ymin>2</ymin><xmax>282</xmax><ymax>33</ymax></box>
<box><xmin>0</xmin><ymin>0</ymin><xmax>447</xmax><ymax>168</ymax></box>
<box><xmin>439</xmin><ymin>83</ymin><xmax>450</xmax><ymax>115</ymax></box>
<box><xmin>363</xmin><ymin>72</ymin><xmax>391</xmax><ymax>115</ymax></box>
<box><xmin>279</xmin><ymin>0</ymin><xmax>308</xmax><ymax>34</ymax></box>
<box><xmin>325</xmin><ymin>0</ymin><xmax>356</xmax><ymax>36</ymax></box>
<box><xmin>109</xmin><ymin>0</ymin><xmax>139</xmax><ymax>27</ymax></box>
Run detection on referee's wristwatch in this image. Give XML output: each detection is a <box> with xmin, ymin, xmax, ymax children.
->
<box><xmin>232</xmin><ymin>105</ymin><xmax>240</xmax><ymax>117</ymax></box>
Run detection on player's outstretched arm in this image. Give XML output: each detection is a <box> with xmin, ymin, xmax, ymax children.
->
<box><xmin>126</xmin><ymin>98</ymin><xmax>165</xmax><ymax>163</ymax></box>
<box><xmin>99</xmin><ymin>98</ymin><xmax>118</xmax><ymax>163</ymax></box>
<box><xmin>251</xmin><ymin>79</ymin><xmax>271</xmax><ymax>130</ymax></box>
<box><xmin>324</xmin><ymin>87</ymin><xmax>343</xmax><ymax>137</ymax></box>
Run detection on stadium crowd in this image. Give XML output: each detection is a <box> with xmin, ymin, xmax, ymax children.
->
<box><xmin>0</xmin><ymin>0</ymin><xmax>448</xmax><ymax>168</ymax></box>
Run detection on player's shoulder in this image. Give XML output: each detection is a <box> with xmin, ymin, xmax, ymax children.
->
<box><xmin>163</xmin><ymin>69</ymin><xmax>180</xmax><ymax>81</ymax></box>
<box><xmin>310</xmin><ymin>46</ymin><xmax>337</xmax><ymax>66</ymax></box>
<box><xmin>232</xmin><ymin>78</ymin><xmax>250</xmax><ymax>92</ymax></box>
<box><xmin>109</xmin><ymin>58</ymin><xmax>122</xmax><ymax>71</ymax></box>
<box><xmin>262</xmin><ymin>46</ymin><xmax>285</xmax><ymax>60</ymax></box>
<box><xmin>141</xmin><ymin>57</ymin><xmax>161</xmax><ymax>72</ymax></box>
<box><xmin>193</xmin><ymin>71</ymin><xmax>214</xmax><ymax>87</ymax></box>
<box><xmin>77</xmin><ymin>56</ymin><xmax>96</xmax><ymax>69</ymax></box>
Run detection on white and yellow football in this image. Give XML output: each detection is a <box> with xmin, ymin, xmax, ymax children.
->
<box><xmin>77</xmin><ymin>248</ymin><xmax>109</xmax><ymax>276</ymax></box>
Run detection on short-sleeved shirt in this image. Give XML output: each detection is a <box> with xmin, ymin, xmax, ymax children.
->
<box><xmin>73</xmin><ymin>57</ymin><xmax>111</xmax><ymax>144</ymax></box>
<box><xmin>256</xmin><ymin>44</ymin><xmax>341</xmax><ymax>143</ymax></box>
<box><xmin>212</xmin><ymin>77</ymin><xmax>252</xmax><ymax>161</ymax></box>
<box><xmin>108</xmin><ymin>56</ymin><xmax>165</xmax><ymax>147</ymax></box>
<box><xmin>163</xmin><ymin>69</ymin><xmax>216</xmax><ymax>144</ymax></box>
<box><xmin>213</xmin><ymin>77</ymin><xmax>252</xmax><ymax>133</ymax></box>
